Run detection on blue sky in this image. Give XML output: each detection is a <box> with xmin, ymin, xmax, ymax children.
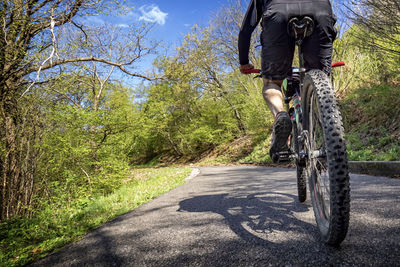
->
<box><xmin>87</xmin><ymin>0</ymin><xmax>229</xmax><ymax>48</ymax></box>
<box><xmin>132</xmin><ymin>0</ymin><xmax>227</xmax><ymax>45</ymax></box>
<box><xmin>81</xmin><ymin>0</ymin><xmax>230</xmax><ymax>79</ymax></box>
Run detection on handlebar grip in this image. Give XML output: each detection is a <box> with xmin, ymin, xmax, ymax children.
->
<box><xmin>241</xmin><ymin>69</ymin><xmax>261</xmax><ymax>74</ymax></box>
<box><xmin>332</xmin><ymin>61</ymin><xmax>345</xmax><ymax>68</ymax></box>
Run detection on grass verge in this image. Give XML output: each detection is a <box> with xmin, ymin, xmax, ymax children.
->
<box><xmin>341</xmin><ymin>83</ymin><xmax>400</xmax><ymax>161</ymax></box>
<box><xmin>194</xmin><ymin>133</ymin><xmax>274</xmax><ymax>166</ymax></box>
<box><xmin>0</xmin><ymin>167</ymin><xmax>191</xmax><ymax>267</ymax></box>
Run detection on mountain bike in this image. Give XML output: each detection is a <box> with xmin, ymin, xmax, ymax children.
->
<box><xmin>242</xmin><ymin>16</ymin><xmax>350</xmax><ymax>246</ymax></box>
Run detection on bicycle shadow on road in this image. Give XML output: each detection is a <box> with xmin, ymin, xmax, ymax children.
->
<box><xmin>178</xmin><ymin>192</ymin><xmax>316</xmax><ymax>247</ymax></box>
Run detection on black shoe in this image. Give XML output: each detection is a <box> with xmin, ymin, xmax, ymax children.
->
<box><xmin>270</xmin><ymin>112</ymin><xmax>292</xmax><ymax>163</ymax></box>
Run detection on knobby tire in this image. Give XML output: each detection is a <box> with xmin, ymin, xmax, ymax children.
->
<box><xmin>302</xmin><ymin>69</ymin><xmax>350</xmax><ymax>246</ymax></box>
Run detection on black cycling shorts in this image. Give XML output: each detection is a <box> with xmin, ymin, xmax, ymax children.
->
<box><xmin>260</xmin><ymin>0</ymin><xmax>337</xmax><ymax>80</ymax></box>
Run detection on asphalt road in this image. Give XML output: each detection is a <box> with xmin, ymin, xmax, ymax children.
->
<box><xmin>31</xmin><ymin>166</ymin><xmax>400</xmax><ymax>266</ymax></box>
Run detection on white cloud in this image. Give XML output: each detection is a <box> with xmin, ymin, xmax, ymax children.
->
<box><xmin>121</xmin><ymin>10</ymin><xmax>139</xmax><ymax>20</ymax></box>
<box><xmin>117</xmin><ymin>23</ymin><xmax>129</xmax><ymax>28</ymax></box>
<box><xmin>139</xmin><ymin>5</ymin><xmax>168</xmax><ymax>25</ymax></box>
<box><xmin>86</xmin><ymin>16</ymin><xmax>105</xmax><ymax>25</ymax></box>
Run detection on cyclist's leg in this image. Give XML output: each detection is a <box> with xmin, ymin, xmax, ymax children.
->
<box><xmin>260</xmin><ymin>7</ymin><xmax>294</xmax><ymax>115</ymax></box>
<box><xmin>262</xmin><ymin>79</ymin><xmax>284</xmax><ymax>117</ymax></box>
<box><xmin>260</xmin><ymin>9</ymin><xmax>294</xmax><ymax>160</ymax></box>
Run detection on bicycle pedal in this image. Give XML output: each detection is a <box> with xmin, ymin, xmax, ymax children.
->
<box><xmin>276</xmin><ymin>151</ymin><xmax>291</xmax><ymax>163</ymax></box>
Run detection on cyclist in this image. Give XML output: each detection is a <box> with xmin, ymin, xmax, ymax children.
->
<box><xmin>238</xmin><ymin>0</ymin><xmax>337</xmax><ymax>162</ymax></box>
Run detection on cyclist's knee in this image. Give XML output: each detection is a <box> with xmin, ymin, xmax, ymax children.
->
<box><xmin>263</xmin><ymin>79</ymin><xmax>283</xmax><ymax>91</ymax></box>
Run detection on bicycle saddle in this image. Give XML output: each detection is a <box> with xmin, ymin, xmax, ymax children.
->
<box><xmin>287</xmin><ymin>16</ymin><xmax>314</xmax><ymax>40</ymax></box>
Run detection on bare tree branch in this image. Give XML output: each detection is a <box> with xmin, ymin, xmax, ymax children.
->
<box><xmin>71</xmin><ymin>20</ymin><xmax>88</xmax><ymax>42</ymax></box>
<box><xmin>31</xmin><ymin>0</ymin><xmax>84</xmax><ymax>35</ymax></box>
<box><xmin>26</xmin><ymin>56</ymin><xmax>165</xmax><ymax>81</ymax></box>
<box><xmin>343</xmin><ymin>0</ymin><xmax>400</xmax><ymax>57</ymax></box>
<box><xmin>22</xmin><ymin>10</ymin><xmax>59</xmax><ymax>97</ymax></box>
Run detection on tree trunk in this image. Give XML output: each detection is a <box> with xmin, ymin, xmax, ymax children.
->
<box><xmin>167</xmin><ymin>131</ymin><xmax>182</xmax><ymax>156</ymax></box>
<box><xmin>0</xmin><ymin>93</ymin><xmax>40</xmax><ymax>220</ymax></box>
<box><xmin>222</xmin><ymin>95</ymin><xmax>246</xmax><ymax>134</ymax></box>
<box><xmin>1</xmin><ymin>98</ymin><xmax>19</xmax><ymax>219</ymax></box>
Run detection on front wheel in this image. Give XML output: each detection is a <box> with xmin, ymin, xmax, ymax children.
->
<box><xmin>302</xmin><ymin>70</ymin><xmax>350</xmax><ymax>246</ymax></box>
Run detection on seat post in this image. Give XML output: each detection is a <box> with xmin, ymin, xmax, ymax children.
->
<box><xmin>297</xmin><ymin>40</ymin><xmax>305</xmax><ymax>72</ymax></box>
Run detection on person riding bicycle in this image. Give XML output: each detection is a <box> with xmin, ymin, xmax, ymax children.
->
<box><xmin>239</xmin><ymin>0</ymin><xmax>337</xmax><ymax>162</ymax></box>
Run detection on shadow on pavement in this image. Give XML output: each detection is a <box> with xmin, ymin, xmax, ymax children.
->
<box><xmin>178</xmin><ymin>192</ymin><xmax>314</xmax><ymax>246</ymax></box>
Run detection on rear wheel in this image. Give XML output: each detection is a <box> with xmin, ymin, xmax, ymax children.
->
<box><xmin>302</xmin><ymin>70</ymin><xmax>350</xmax><ymax>246</ymax></box>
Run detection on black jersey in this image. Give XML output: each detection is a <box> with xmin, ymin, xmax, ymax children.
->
<box><xmin>238</xmin><ymin>0</ymin><xmax>334</xmax><ymax>66</ymax></box>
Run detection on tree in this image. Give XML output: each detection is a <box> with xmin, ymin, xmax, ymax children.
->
<box><xmin>37</xmin><ymin>75</ymin><xmax>140</xmax><ymax>201</ymax></box>
<box><xmin>340</xmin><ymin>0</ymin><xmax>400</xmax><ymax>83</ymax></box>
<box><xmin>132</xmin><ymin>1</ymin><xmax>272</xmax><ymax>161</ymax></box>
<box><xmin>345</xmin><ymin>0</ymin><xmax>400</xmax><ymax>58</ymax></box>
<box><xmin>210</xmin><ymin>0</ymin><xmax>261</xmax><ymax>70</ymax></box>
<box><xmin>174</xmin><ymin>27</ymin><xmax>247</xmax><ymax>133</ymax></box>
<box><xmin>62</xmin><ymin>23</ymin><xmax>158</xmax><ymax>162</ymax></box>
<box><xmin>209</xmin><ymin>1</ymin><xmax>270</xmax><ymax>132</ymax></box>
<box><xmin>0</xmin><ymin>0</ymin><xmax>159</xmax><ymax>220</ymax></box>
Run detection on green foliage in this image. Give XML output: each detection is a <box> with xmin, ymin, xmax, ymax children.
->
<box><xmin>35</xmin><ymin>74</ymin><xmax>141</xmax><ymax>207</ymax></box>
<box><xmin>133</xmin><ymin>25</ymin><xmax>274</xmax><ymax>163</ymax></box>
<box><xmin>239</xmin><ymin>133</ymin><xmax>273</xmax><ymax>164</ymax></box>
<box><xmin>0</xmin><ymin>167</ymin><xmax>191</xmax><ymax>267</ymax></box>
<box><xmin>342</xmin><ymin>84</ymin><xmax>400</xmax><ymax>161</ymax></box>
<box><xmin>332</xmin><ymin>25</ymin><xmax>400</xmax><ymax>95</ymax></box>
<box><xmin>344</xmin><ymin>0</ymin><xmax>400</xmax><ymax>64</ymax></box>
<box><xmin>343</xmin><ymin>84</ymin><xmax>400</xmax><ymax>130</ymax></box>
<box><xmin>331</xmin><ymin>24</ymin><xmax>399</xmax><ymax>161</ymax></box>
<box><xmin>346</xmin><ymin>132</ymin><xmax>400</xmax><ymax>161</ymax></box>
